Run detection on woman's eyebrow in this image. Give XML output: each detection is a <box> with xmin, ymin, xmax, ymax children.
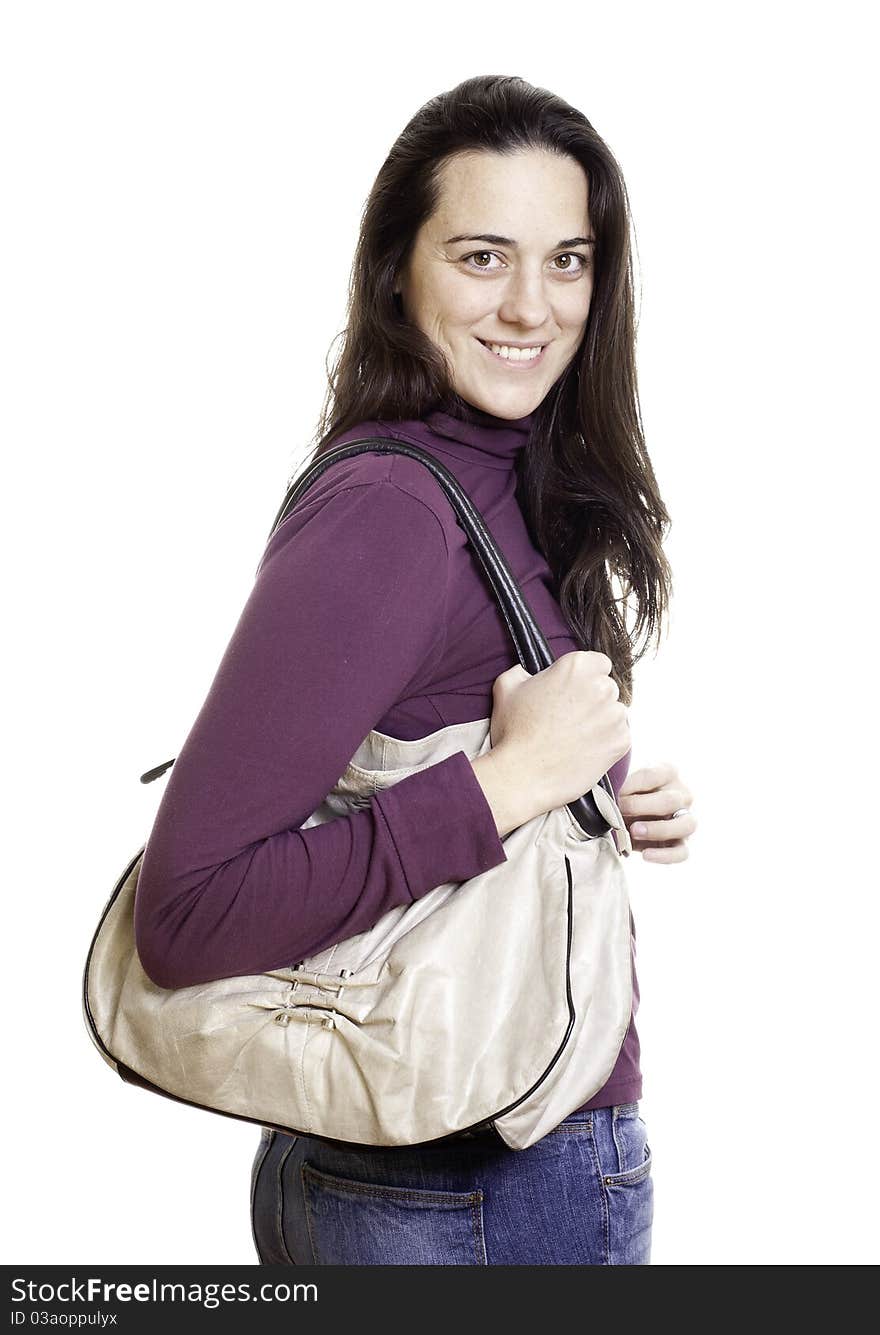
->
<box><xmin>444</xmin><ymin>232</ymin><xmax>595</xmax><ymax>248</ymax></box>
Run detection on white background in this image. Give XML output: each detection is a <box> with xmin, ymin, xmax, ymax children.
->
<box><xmin>2</xmin><ymin>0</ymin><xmax>877</xmax><ymax>1266</ymax></box>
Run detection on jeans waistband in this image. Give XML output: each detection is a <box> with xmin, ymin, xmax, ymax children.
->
<box><xmin>564</xmin><ymin>1100</ymin><xmax>640</xmax><ymax>1123</ymax></box>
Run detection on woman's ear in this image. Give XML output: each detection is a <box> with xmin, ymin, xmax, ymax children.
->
<box><xmin>393</xmin><ymin>260</ymin><xmax>407</xmax><ymax>307</ymax></box>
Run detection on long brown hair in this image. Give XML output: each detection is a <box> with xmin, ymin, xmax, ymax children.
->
<box><xmin>304</xmin><ymin>74</ymin><xmax>672</xmax><ymax>706</ymax></box>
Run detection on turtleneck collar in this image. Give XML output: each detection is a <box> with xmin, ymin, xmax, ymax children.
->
<box><xmin>379</xmin><ymin>395</ymin><xmax>534</xmax><ymax>471</ymax></box>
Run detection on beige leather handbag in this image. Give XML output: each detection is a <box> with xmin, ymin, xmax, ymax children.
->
<box><xmin>83</xmin><ymin>439</ymin><xmax>634</xmax><ymax>1152</ymax></box>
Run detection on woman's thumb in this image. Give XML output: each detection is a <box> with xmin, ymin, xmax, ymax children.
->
<box><xmin>494</xmin><ymin>663</ymin><xmax>529</xmax><ymax>688</ymax></box>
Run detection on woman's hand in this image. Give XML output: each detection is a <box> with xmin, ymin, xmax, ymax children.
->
<box><xmin>483</xmin><ymin>655</ymin><xmax>631</xmax><ymax>823</ymax></box>
<box><xmin>617</xmin><ymin>763</ymin><xmax>696</xmax><ymax>863</ymax></box>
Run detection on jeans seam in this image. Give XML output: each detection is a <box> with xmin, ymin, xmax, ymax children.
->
<box><xmin>301</xmin><ymin>1162</ymin><xmax>320</xmax><ymax>1264</ymax></box>
<box><xmin>250</xmin><ymin>1129</ymin><xmax>275</xmax><ymax>1264</ymax></box>
<box><xmin>276</xmin><ymin>1138</ymin><xmax>298</xmax><ymax>1265</ymax></box>
<box><xmin>301</xmin><ymin>1161</ymin><xmax>482</xmax><ymax>1207</ymax></box>
<box><xmin>584</xmin><ymin>1126</ymin><xmax>611</xmax><ymax>1264</ymax></box>
<box><xmin>611</xmin><ymin>1110</ymin><xmax>626</xmax><ymax>1172</ymax></box>
<box><xmin>471</xmin><ymin>1190</ymin><xmax>487</xmax><ymax>1264</ymax></box>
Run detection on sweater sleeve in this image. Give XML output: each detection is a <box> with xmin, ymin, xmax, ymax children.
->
<box><xmin>133</xmin><ymin>475</ymin><xmax>508</xmax><ymax>990</ymax></box>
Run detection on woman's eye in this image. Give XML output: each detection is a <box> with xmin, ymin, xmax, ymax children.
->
<box><xmin>552</xmin><ymin>252</ymin><xmax>591</xmax><ymax>274</ymax></box>
<box><xmin>460</xmin><ymin>251</ymin><xmax>590</xmax><ymax>276</ymax></box>
<box><xmin>462</xmin><ymin>251</ymin><xmax>501</xmax><ymax>271</ymax></box>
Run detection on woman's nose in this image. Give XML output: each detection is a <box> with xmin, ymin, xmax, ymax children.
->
<box><xmin>496</xmin><ymin>269</ymin><xmax>553</xmax><ymax>329</ymax></box>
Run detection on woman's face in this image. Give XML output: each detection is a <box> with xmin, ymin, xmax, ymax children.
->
<box><xmin>395</xmin><ymin>147</ymin><xmax>594</xmax><ymax>419</ymax></box>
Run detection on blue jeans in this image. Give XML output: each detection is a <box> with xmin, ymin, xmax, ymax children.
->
<box><xmin>250</xmin><ymin>1101</ymin><xmax>653</xmax><ymax>1265</ymax></box>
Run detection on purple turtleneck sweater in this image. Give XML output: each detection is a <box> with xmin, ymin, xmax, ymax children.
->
<box><xmin>134</xmin><ymin>402</ymin><xmax>642</xmax><ymax>1113</ymax></box>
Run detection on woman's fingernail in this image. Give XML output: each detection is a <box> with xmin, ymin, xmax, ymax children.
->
<box><xmin>632</xmin><ymin>822</ymin><xmax>648</xmax><ymax>837</ymax></box>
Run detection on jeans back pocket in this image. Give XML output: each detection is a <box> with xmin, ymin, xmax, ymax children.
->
<box><xmin>301</xmin><ymin>1161</ymin><xmax>488</xmax><ymax>1265</ymax></box>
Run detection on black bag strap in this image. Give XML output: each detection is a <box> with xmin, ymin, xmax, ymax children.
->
<box><xmin>266</xmin><ymin>437</ymin><xmax>615</xmax><ymax>839</ymax></box>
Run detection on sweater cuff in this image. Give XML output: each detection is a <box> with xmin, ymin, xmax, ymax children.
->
<box><xmin>373</xmin><ymin>749</ymin><xmax>508</xmax><ymax>900</ymax></box>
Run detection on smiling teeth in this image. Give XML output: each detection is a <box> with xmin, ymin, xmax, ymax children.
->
<box><xmin>484</xmin><ymin>342</ymin><xmax>543</xmax><ymax>361</ymax></box>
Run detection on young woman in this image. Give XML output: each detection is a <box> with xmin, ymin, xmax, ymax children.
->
<box><xmin>134</xmin><ymin>73</ymin><xmax>696</xmax><ymax>1266</ymax></box>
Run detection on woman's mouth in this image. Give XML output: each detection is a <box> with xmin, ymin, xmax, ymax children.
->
<box><xmin>476</xmin><ymin>338</ymin><xmax>547</xmax><ymax>369</ymax></box>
